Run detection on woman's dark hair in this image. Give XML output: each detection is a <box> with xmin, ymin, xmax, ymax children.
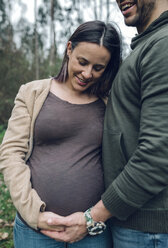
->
<box><xmin>54</xmin><ymin>20</ymin><xmax>122</xmax><ymax>97</ymax></box>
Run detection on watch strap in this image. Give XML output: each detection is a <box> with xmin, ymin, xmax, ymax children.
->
<box><xmin>84</xmin><ymin>208</ymin><xmax>93</xmax><ymax>226</ymax></box>
<box><xmin>84</xmin><ymin>207</ymin><xmax>106</xmax><ymax>235</ymax></box>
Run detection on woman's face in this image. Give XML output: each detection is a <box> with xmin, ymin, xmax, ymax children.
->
<box><xmin>66</xmin><ymin>41</ymin><xmax>111</xmax><ymax>94</ymax></box>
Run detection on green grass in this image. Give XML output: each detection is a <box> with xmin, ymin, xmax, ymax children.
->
<box><xmin>0</xmin><ymin>128</ymin><xmax>16</xmax><ymax>247</ymax></box>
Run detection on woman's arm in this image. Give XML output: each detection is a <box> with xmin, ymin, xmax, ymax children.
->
<box><xmin>0</xmin><ymin>85</ymin><xmax>45</xmax><ymax>229</ymax></box>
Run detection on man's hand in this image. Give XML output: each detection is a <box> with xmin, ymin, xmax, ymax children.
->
<box><xmin>40</xmin><ymin>212</ymin><xmax>87</xmax><ymax>243</ymax></box>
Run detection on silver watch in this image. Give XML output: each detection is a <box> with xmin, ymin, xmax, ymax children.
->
<box><xmin>84</xmin><ymin>208</ymin><xmax>106</xmax><ymax>235</ymax></box>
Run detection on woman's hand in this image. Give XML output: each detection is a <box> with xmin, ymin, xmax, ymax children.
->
<box><xmin>38</xmin><ymin>212</ymin><xmax>65</xmax><ymax>231</ymax></box>
<box><xmin>40</xmin><ymin>212</ymin><xmax>87</xmax><ymax>243</ymax></box>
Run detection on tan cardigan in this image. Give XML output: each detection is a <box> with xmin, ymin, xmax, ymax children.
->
<box><xmin>0</xmin><ymin>79</ymin><xmax>52</xmax><ymax>229</ymax></box>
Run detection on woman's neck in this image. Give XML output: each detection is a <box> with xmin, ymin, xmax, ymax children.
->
<box><xmin>50</xmin><ymin>79</ymin><xmax>98</xmax><ymax>105</ymax></box>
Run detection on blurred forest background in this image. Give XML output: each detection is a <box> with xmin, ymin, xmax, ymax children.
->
<box><xmin>0</xmin><ymin>0</ymin><xmax>135</xmax><ymax>130</ymax></box>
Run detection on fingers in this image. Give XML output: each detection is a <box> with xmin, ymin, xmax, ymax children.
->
<box><xmin>47</xmin><ymin>225</ymin><xmax>65</xmax><ymax>231</ymax></box>
<box><xmin>48</xmin><ymin>212</ymin><xmax>85</xmax><ymax>227</ymax></box>
<box><xmin>40</xmin><ymin>230</ymin><xmax>71</xmax><ymax>242</ymax></box>
<box><xmin>40</xmin><ymin>228</ymin><xmax>87</xmax><ymax>243</ymax></box>
<box><xmin>47</xmin><ymin>214</ymin><xmax>73</xmax><ymax>227</ymax></box>
<box><xmin>39</xmin><ymin>223</ymin><xmax>65</xmax><ymax>231</ymax></box>
<box><xmin>38</xmin><ymin>212</ymin><xmax>66</xmax><ymax>230</ymax></box>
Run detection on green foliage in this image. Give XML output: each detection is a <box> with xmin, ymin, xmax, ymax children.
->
<box><xmin>0</xmin><ymin>174</ymin><xmax>16</xmax><ymax>248</ymax></box>
<box><xmin>0</xmin><ymin>0</ymin><xmax>63</xmax><ymax>126</ymax></box>
<box><xmin>0</xmin><ymin>125</ymin><xmax>5</xmax><ymax>143</ymax></box>
<box><xmin>0</xmin><ymin>44</ymin><xmax>33</xmax><ymax>126</ymax></box>
<box><xmin>0</xmin><ymin>126</ymin><xmax>15</xmax><ymax>248</ymax></box>
<box><xmin>0</xmin><ymin>40</ymin><xmax>62</xmax><ymax>126</ymax></box>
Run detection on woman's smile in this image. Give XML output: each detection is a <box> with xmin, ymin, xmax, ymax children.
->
<box><xmin>75</xmin><ymin>75</ymin><xmax>92</xmax><ymax>87</ymax></box>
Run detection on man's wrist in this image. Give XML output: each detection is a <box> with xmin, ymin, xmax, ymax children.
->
<box><xmin>90</xmin><ymin>200</ymin><xmax>112</xmax><ymax>222</ymax></box>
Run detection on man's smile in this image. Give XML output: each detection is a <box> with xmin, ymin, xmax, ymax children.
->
<box><xmin>121</xmin><ymin>2</ymin><xmax>135</xmax><ymax>11</ymax></box>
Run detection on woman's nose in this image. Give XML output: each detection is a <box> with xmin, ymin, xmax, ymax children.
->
<box><xmin>81</xmin><ymin>67</ymin><xmax>93</xmax><ymax>79</ymax></box>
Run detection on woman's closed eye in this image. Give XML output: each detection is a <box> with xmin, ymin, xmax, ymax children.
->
<box><xmin>78</xmin><ymin>59</ymin><xmax>105</xmax><ymax>72</ymax></box>
<box><xmin>78</xmin><ymin>58</ymin><xmax>88</xmax><ymax>66</ymax></box>
<box><xmin>93</xmin><ymin>65</ymin><xmax>105</xmax><ymax>72</ymax></box>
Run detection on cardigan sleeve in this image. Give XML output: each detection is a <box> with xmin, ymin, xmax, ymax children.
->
<box><xmin>102</xmin><ymin>36</ymin><xmax>168</xmax><ymax>219</ymax></box>
<box><xmin>0</xmin><ymin>84</ymin><xmax>46</xmax><ymax>229</ymax></box>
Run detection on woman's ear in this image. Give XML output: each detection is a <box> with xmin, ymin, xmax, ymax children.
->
<box><xmin>67</xmin><ymin>41</ymin><xmax>72</xmax><ymax>56</ymax></box>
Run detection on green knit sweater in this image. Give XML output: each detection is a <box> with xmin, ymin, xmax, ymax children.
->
<box><xmin>102</xmin><ymin>11</ymin><xmax>168</xmax><ymax>233</ymax></box>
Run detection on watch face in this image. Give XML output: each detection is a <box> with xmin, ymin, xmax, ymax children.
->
<box><xmin>88</xmin><ymin>221</ymin><xmax>106</xmax><ymax>235</ymax></box>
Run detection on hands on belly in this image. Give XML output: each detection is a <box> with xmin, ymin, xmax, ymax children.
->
<box><xmin>38</xmin><ymin>211</ymin><xmax>87</xmax><ymax>243</ymax></box>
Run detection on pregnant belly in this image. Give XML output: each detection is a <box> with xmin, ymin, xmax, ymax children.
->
<box><xmin>30</xmin><ymin>162</ymin><xmax>104</xmax><ymax>216</ymax></box>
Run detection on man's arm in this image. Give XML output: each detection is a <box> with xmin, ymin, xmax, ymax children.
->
<box><xmin>102</xmin><ymin>35</ymin><xmax>168</xmax><ymax>220</ymax></box>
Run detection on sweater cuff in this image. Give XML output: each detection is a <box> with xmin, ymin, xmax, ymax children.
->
<box><xmin>101</xmin><ymin>184</ymin><xmax>137</xmax><ymax>220</ymax></box>
<box><xmin>33</xmin><ymin>201</ymin><xmax>46</xmax><ymax>230</ymax></box>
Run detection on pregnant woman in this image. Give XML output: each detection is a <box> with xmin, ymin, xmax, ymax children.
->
<box><xmin>0</xmin><ymin>20</ymin><xmax>121</xmax><ymax>248</ymax></box>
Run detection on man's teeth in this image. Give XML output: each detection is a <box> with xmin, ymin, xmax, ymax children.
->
<box><xmin>122</xmin><ymin>3</ymin><xmax>134</xmax><ymax>11</ymax></box>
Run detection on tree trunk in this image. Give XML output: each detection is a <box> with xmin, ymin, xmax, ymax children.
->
<box><xmin>99</xmin><ymin>0</ymin><xmax>102</xmax><ymax>20</ymax></box>
<box><xmin>106</xmin><ymin>0</ymin><xmax>110</xmax><ymax>22</ymax></box>
<box><xmin>49</xmin><ymin>0</ymin><xmax>57</xmax><ymax>67</ymax></box>
<box><xmin>94</xmin><ymin>0</ymin><xmax>98</xmax><ymax>20</ymax></box>
<box><xmin>34</xmin><ymin>0</ymin><xmax>39</xmax><ymax>79</ymax></box>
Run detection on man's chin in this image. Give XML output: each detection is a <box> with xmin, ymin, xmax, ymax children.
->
<box><xmin>124</xmin><ymin>15</ymin><xmax>139</xmax><ymax>28</ymax></box>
